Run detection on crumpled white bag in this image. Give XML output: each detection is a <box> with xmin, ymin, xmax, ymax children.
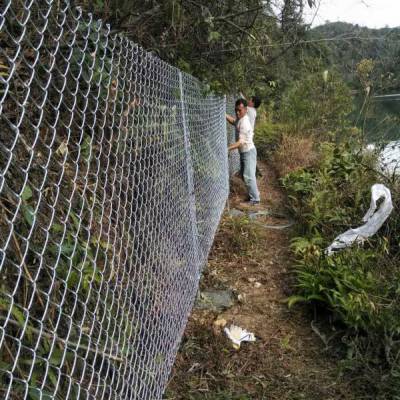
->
<box><xmin>326</xmin><ymin>184</ymin><xmax>393</xmax><ymax>256</ymax></box>
<box><xmin>224</xmin><ymin>325</ymin><xmax>256</xmax><ymax>349</ymax></box>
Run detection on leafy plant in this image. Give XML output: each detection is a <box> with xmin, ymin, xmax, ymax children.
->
<box><xmin>282</xmin><ymin>138</ymin><xmax>400</xmax><ymax>397</ymax></box>
<box><xmin>279</xmin><ymin>71</ymin><xmax>353</xmax><ymax>136</ymax></box>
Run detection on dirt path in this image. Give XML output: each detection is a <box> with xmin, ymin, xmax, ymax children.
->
<box><xmin>165</xmin><ymin>161</ymin><xmax>357</xmax><ymax>400</ymax></box>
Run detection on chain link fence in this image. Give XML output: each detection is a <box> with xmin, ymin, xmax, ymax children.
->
<box><xmin>0</xmin><ymin>1</ymin><xmax>239</xmax><ymax>398</ymax></box>
<box><xmin>226</xmin><ymin>98</ymin><xmax>241</xmax><ymax>177</ymax></box>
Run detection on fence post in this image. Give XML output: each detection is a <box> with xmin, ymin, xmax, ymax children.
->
<box><xmin>178</xmin><ymin>71</ymin><xmax>202</xmax><ymax>268</ymax></box>
<box><xmin>223</xmin><ymin>94</ymin><xmax>231</xmax><ymax>212</ymax></box>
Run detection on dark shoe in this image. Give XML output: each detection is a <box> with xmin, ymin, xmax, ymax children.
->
<box><xmin>238</xmin><ymin>200</ymin><xmax>262</xmax><ymax>210</ymax></box>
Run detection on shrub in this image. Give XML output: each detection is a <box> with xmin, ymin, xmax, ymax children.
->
<box><xmin>282</xmin><ymin>143</ymin><xmax>378</xmax><ymax>236</ymax></box>
<box><xmin>279</xmin><ymin>71</ymin><xmax>353</xmax><ymax>137</ymax></box>
<box><xmin>253</xmin><ymin>120</ymin><xmax>282</xmax><ymax>160</ymax></box>
<box><xmin>282</xmin><ymin>142</ymin><xmax>400</xmax><ymax>397</ymax></box>
<box><xmin>273</xmin><ymin>133</ymin><xmax>317</xmax><ymax>178</ymax></box>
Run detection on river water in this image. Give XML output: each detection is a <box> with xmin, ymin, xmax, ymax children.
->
<box><xmin>357</xmin><ymin>96</ymin><xmax>400</xmax><ymax>174</ymax></box>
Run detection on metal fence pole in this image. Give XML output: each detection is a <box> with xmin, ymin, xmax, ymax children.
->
<box><xmin>178</xmin><ymin>70</ymin><xmax>201</xmax><ymax>275</ymax></box>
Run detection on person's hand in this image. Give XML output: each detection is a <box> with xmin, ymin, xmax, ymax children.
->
<box><xmin>226</xmin><ymin>114</ymin><xmax>236</xmax><ymax>125</ymax></box>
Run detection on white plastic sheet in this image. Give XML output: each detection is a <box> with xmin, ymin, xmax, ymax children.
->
<box><xmin>224</xmin><ymin>325</ymin><xmax>256</xmax><ymax>349</ymax></box>
<box><xmin>326</xmin><ymin>184</ymin><xmax>393</xmax><ymax>255</ymax></box>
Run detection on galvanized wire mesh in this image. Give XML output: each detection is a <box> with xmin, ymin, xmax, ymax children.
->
<box><xmin>0</xmin><ymin>1</ymin><xmax>232</xmax><ymax>398</ymax></box>
<box><xmin>226</xmin><ymin>97</ymin><xmax>241</xmax><ymax>176</ymax></box>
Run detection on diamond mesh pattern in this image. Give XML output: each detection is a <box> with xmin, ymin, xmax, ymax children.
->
<box><xmin>226</xmin><ymin>97</ymin><xmax>240</xmax><ymax>176</ymax></box>
<box><xmin>0</xmin><ymin>1</ymin><xmax>234</xmax><ymax>398</ymax></box>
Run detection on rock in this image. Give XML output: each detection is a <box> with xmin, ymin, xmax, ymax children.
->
<box><xmin>254</xmin><ymin>282</ymin><xmax>262</xmax><ymax>288</ymax></box>
<box><xmin>228</xmin><ymin>208</ymin><xmax>245</xmax><ymax>217</ymax></box>
<box><xmin>248</xmin><ymin>277</ymin><xmax>256</xmax><ymax>283</ymax></box>
<box><xmin>195</xmin><ymin>289</ymin><xmax>235</xmax><ymax>311</ymax></box>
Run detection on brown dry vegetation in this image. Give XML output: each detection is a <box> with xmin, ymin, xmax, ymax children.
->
<box><xmin>165</xmin><ymin>162</ymin><xmax>364</xmax><ymax>400</ymax></box>
<box><xmin>273</xmin><ymin>133</ymin><xmax>317</xmax><ymax>178</ymax></box>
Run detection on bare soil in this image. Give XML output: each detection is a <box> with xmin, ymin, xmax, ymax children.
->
<box><xmin>165</xmin><ymin>162</ymin><xmax>361</xmax><ymax>400</ymax></box>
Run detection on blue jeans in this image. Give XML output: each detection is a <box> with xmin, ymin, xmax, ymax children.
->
<box><xmin>240</xmin><ymin>148</ymin><xmax>260</xmax><ymax>202</ymax></box>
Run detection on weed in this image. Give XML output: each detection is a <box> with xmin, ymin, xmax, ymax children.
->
<box><xmin>273</xmin><ymin>133</ymin><xmax>317</xmax><ymax>178</ymax></box>
<box><xmin>253</xmin><ymin>120</ymin><xmax>283</xmax><ymax>159</ymax></box>
<box><xmin>219</xmin><ymin>216</ymin><xmax>264</xmax><ymax>257</ymax></box>
<box><xmin>282</xmin><ymin>140</ymin><xmax>400</xmax><ymax>398</ymax></box>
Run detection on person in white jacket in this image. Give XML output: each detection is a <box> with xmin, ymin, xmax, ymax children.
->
<box><xmin>226</xmin><ymin>98</ymin><xmax>260</xmax><ymax>206</ymax></box>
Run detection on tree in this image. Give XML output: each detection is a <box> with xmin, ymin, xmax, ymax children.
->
<box><xmin>75</xmin><ymin>0</ymin><xmax>316</xmax><ymax>93</ymax></box>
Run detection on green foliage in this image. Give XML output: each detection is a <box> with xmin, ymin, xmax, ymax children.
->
<box><xmin>310</xmin><ymin>22</ymin><xmax>400</xmax><ymax>93</ymax></box>
<box><xmin>356</xmin><ymin>58</ymin><xmax>375</xmax><ymax>90</ymax></box>
<box><xmin>288</xmin><ymin>247</ymin><xmax>400</xmax><ymax>330</ymax></box>
<box><xmin>282</xmin><ymin>143</ymin><xmax>376</xmax><ymax>235</ymax></box>
<box><xmin>307</xmin><ymin>23</ymin><xmax>400</xmax><ymax>142</ymax></box>
<box><xmin>182</xmin><ymin>392</ymin><xmax>252</xmax><ymax>400</ymax></box>
<box><xmin>220</xmin><ymin>215</ymin><xmax>264</xmax><ymax>257</ymax></box>
<box><xmin>279</xmin><ymin>71</ymin><xmax>353</xmax><ymax>135</ymax></box>
<box><xmin>253</xmin><ymin>120</ymin><xmax>283</xmax><ymax>159</ymax></box>
<box><xmin>282</xmin><ymin>141</ymin><xmax>400</xmax><ymax>397</ymax></box>
<box><xmin>77</xmin><ymin>0</ymin><xmax>318</xmax><ymax>95</ymax></box>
